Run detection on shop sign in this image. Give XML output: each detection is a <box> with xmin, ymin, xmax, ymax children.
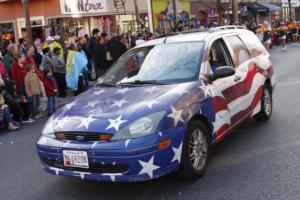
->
<box><xmin>60</xmin><ymin>0</ymin><xmax>108</xmax><ymax>14</ymax></box>
<box><xmin>282</xmin><ymin>0</ymin><xmax>300</xmax><ymax>8</ymax></box>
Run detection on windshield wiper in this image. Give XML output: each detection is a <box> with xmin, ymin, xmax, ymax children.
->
<box><xmin>95</xmin><ymin>82</ymin><xmax>117</xmax><ymax>87</ymax></box>
<box><xmin>118</xmin><ymin>80</ymin><xmax>166</xmax><ymax>86</ymax></box>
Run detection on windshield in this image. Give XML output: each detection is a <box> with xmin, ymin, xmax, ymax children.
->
<box><xmin>97</xmin><ymin>42</ymin><xmax>204</xmax><ymax>86</ymax></box>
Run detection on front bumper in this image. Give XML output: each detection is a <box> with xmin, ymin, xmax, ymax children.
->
<box><xmin>36</xmin><ymin>127</ymin><xmax>186</xmax><ymax>182</ymax></box>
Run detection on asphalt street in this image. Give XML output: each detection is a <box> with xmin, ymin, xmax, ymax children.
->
<box><xmin>1</xmin><ymin>45</ymin><xmax>300</xmax><ymax>200</ymax></box>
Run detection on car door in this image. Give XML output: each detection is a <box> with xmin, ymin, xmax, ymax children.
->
<box><xmin>222</xmin><ymin>35</ymin><xmax>254</xmax><ymax>127</ymax></box>
<box><xmin>202</xmin><ymin>38</ymin><xmax>238</xmax><ymax>142</ymax></box>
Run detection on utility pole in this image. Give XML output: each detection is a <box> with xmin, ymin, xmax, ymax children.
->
<box><xmin>21</xmin><ymin>0</ymin><xmax>33</xmax><ymax>45</ymax></box>
<box><xmin>216</xmin><ymin>0</ymin><xmax>222</xmax><ymax>25</ymax></box>
<box><xmin>134</xmin><ymin>0</ymin><xmax>140</xmax><ymax>30</ymax></box>
<box><xmin>288</xmin><ymin>0</ymin><xmax>292</xmax><ymax>21</ymax></box>
<box><xmin>232</xmin><ymin>0</ymin><xmax>239</xmax><ymax>24</ymax></box>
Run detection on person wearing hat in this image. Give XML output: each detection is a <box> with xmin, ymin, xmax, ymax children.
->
<box><xmin>43</xmin><ymin>36</ymin><xmax>55</xmax><ymax>51</ymax></box>
<box><xmin>53</xmin><ymin>36</ymin><xmax>64</xmax><ymax>59</ymax></box>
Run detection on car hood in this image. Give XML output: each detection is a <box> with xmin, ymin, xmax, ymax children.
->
<box><xmin>52</xmin><ymin>82</ymin><xmax>206</xmax><ymax>134</ymax></box>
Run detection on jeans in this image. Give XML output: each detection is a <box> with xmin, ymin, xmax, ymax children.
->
<box><xmin>29</xmin><ymin>94</ymin><xmax>40</xmax><ymax>117</ymax></box>
<box><xmin>2</xmin><ymin>107</ymin><xmax>13</xmax><ymax>127</ymax></box>
<box><xmin>47</xmin><ymin>96</ymin><xmax>56</xmax><ymax>114</ymax></box>
<box><xmin>82</xmin><ymin>68</ymin><xmax>90</xmax><ymax>90</ymax></box>
<box><xmin>73</xmin><ymin>75</ymin><xmax>85</xmax><ymax>96</ymax></box>
<box><xmin>54</xmin><ymin>73</ymin><xmax>66</xmax><ymax>97</ymax></box>
<box><xmin>95</xmin><ymin>68</ymin><xmax>105</xmax><ymax>80</ymax></box>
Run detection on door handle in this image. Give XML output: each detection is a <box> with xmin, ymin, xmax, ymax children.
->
<box><xmin>234</xmin><ymin>76</ymin><xmax>241</xmax><ymax>82</ymax></box>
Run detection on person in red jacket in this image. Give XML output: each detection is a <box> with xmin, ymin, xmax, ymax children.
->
<box><xmin>26</xmin><ymin>45</ymin><xmax>43</xmax><ymax>79</ymax></box>
<box><xmin>11</xmin><ymin>53</ymin><xmax>27</xmax><ymax>96</ymax></box>
<box><xmin>0</xmin><ymin>60</ymin><xmax>9</xmax><ymax>81</ymax></box>
<box><xmin>10</xmin><ymin>53</ymin><xmax>34</xmax><ymax>123</ymax></box>
<box><xmin>42</xmin><ymin>68</ymin><xmax>57</xmax><ymax>116</ymax></box>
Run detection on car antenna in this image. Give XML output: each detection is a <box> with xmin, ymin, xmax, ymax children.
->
<box><xmin>163</xmin><ymin>34</ymin><xmax>169</xmax><ymax>44</ymax></box>
<box><xmin>162</xmin><ymin>32</ymin><xmax>176</xmax><ymax>43</ymax></box>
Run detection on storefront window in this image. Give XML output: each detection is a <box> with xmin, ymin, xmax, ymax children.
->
<box><xmin>0</xmin><ymin>23</ymin><xmax>15</xmax><ymax>41</ymax></box>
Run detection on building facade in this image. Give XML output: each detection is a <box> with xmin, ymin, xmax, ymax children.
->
<box><xmin>0</xmin><ymin>0</ymin><xmax>149</xmax><ymax>42</ymax></box>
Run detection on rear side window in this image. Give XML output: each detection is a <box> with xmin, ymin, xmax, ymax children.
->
<box><xmin>224</xmin><ymin>36</ymin><xmax>251</xmax><ymax>67</ymax></box>
<box><xmin>239</xmin><ymin>34</ymin><xmax>267</xmax><ymax>57</ymax></box>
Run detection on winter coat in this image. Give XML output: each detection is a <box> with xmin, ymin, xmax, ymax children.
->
<box><xmin>24</xmin><ymin>72</ymin><xmax>42</xmax><ymax>97</ymax></box>
<box><xmin>66</xmin><ymin>50</ymin><xmax>87</xmax><ymax>91</ymax></box>
<box><xmin>42</xmin><ymin>75</ymin><xmax>57</xmax><ymax>97</ymax></box>
<box><xmin>51</xmin><ymin>54</ymin><xmax>66</xmax><ymax>74</ymax></box>
<box><xmin>3</xmin><ymin>53</ymin><xmax>13</xmax><ymax>77</ymax></box>
<box><xmin>0</xmin><ymin>61</ymin><xmax>9</xmax><ymax>80</ymax></box>
<box><xmin>26</xmin><ymin>55</ymin><xmax>43</xmax><ymax>79</ymax></box>
<box><xmin>11</xmin><ymin>63</ymin><xmax>27</xmax><ymax>94</ymax></box>
<box><xmin>95</xmin><ymin>43</ymin><xmax>109</xmax><ymax>69</ymax></box>
<box><xmin>87</xmin><ymin>36</ymin><xmax>97</xmax><ymax>56</ymax></box>
<box><xmin>109</xmin><ymin>40</ymin><xmax>127</xmax><ymax>62</ymax></box>
<box><xmin>40</xmin><ymin>54</ymin><xmax>53</xmax><ymax>71</ymax></box>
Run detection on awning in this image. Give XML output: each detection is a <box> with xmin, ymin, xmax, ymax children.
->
<box><xmin>257</xmin><ymin>2</ymin><xmax>281</xmax><ymax>11</ymax></box>
<box><xmin>243</xmin><ymin>3</ymin><xmax>268</xmax><ymax>12</ymax></box>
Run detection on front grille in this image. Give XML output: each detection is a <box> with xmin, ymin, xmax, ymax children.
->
<box><xmin>55</xmin><ymin>132</ymin><xmax>112</xmax><ymax>142</ymax></box>
<box><xmin>42</xmin><ymin>158</ymin><xmax>129</xmax><ymax>173</ymax></box>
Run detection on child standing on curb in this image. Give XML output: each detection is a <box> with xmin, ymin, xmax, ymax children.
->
<box><xmin>42</xmin><ymin>68</ymin><xmax>57</xmax><ymax>116</ymax></box>
<box><xmin>24</xmin><ymin>64</ymin><xmax>42</xmax><ymax>120</ymax></box>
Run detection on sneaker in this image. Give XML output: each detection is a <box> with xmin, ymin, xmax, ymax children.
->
<box><xmin>21</xmin><ymin>118</ymin><xmax>35</xmax><ymax>124</ymax></box>
<box><xmin>8</xmin><ymin>123</ymin><xmax>19</xmax><ymax>131</ymax></box>
<box><xmin>32</xmin><ymin>115</ymin><xmax>41</xmax><ymax>120</ymax></box>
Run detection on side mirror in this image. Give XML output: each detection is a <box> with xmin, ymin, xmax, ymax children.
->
<box><xmin>209</xmin><ymin>66</ymin><xmax>236</xmax><ymax>81</ymax></box>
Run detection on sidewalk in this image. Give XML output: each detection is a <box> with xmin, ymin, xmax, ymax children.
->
<box><xmin>39</xmin><ymin>90</ymin><xmax>75</xmax><ymax>114</ymax></box>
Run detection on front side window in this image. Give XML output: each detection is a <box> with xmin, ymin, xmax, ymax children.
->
<box><xmin>239</xmin><ymin>34</ymin><xmax>267</xmax><ymax>57</ymax></box>
<box><xmin>224</xmin><ymin>36</ymin><xmax>251</xmax><ymax>67</ymax></box>
<box><xmin>201</xmin><ymin>39</ymin><xmax>232</xmax><ymax>77</ymax></box>
<box><xmin>98</xmin><ymin>42</ymin><xmax>204</xmax><ymax>85</ymax></box>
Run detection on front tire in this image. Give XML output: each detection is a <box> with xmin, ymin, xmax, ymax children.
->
<box><xmin>254</xmin><ymin>84</ymin><xmax>273</xmax><ymax>121</ymax></box>
<box><xmin>177</xmin><ymin>121</ymin><xmax>210</xmax><ymax>180</ymax></box>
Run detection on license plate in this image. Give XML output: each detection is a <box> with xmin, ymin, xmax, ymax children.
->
<box><xmin>63</xmin><ymin>150</ymin><xmax>89</xmax><ymax>169</ymax></box>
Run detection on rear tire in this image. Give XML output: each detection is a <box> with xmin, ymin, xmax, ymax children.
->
<box><xmin>254</xmin><ymin>84</ymin><xmax>273</xmax><ymax>121</ymax></box>
<box><xmin>177</xmin><ymin>121</ymin><xmax>210</xmax><ymax>180</ymax></box>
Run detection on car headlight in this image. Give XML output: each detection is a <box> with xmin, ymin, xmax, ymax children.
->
<box><xmin>111</xmin><ymin>111</ymin><xmax>166</xmax><ymax>141</ymax></box>
<box><xmin>42</xmin><ymin>115</ymin><xmax>56</xmax><ymax>138</ymax></box>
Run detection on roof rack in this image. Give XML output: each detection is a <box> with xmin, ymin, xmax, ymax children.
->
<box><xmin>209</xmin><ymin>26</ymin><xmax>245</xmax><ymax>33</ymax></box>
<box><xmin>158</xmin><ymin>28</ymin><xmax>210</xmax><ymax>39</ymax></box>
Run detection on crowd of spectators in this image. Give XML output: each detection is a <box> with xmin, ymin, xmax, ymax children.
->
<box><xmin>0</xmin><ymin>28</ymin><xmax>153</xmax><ymax>132</ymax></box>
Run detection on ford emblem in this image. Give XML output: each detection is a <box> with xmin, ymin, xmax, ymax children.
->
<box><xmin>75</xmin><ymin>135</ymin><xmax>85</xmax><ymax>141</ymax></box>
